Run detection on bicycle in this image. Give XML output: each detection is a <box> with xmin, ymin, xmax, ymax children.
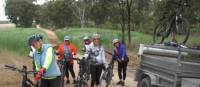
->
<box><xmin>59</xmin><ymin>56</ymin><xmax>68</xmax><ymax>87</ymax></box>
<box><xmin>73</xmin><ymin>57</ymin><xmax>89</xmax><ymax>87</ymax></box>
<box><xmin>100</xmin><ymin>62</ymin><xmax>114</xmax><ymax>87</ymax></box>
<box><xmin>153</xmin><ymin>0</ymin><xmax>190</xmax><ymax>44</ymax></box>
<box><xmin>4</xmin><ymin>65</ymin><xmax>39</xmax><ymax>87</ymax></box>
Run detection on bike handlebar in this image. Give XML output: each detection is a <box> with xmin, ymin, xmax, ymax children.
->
<box><xmin>4</xmin><ymin>65</ymin><xmax>35</xmax><ymax>74</ymax></box>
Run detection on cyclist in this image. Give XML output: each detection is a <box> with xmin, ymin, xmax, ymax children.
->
<box><xmin>89</xmin><ymin>33</ymin><xmax>106</xmax><ymax>87</ymax></box>
<box><xmin>28</xmin><ymin>34</ymin><xmax>61</xmax><ymax>87</ymax></box>
<box><xmin>82</xmin><ymin>36</ymin><xmax>91</xmax><ymax>58</ymax></box>
<box><xmin>28</xmin><ymin>34</ymin><xmax>43</xmax><ymax>75</ymax></box>
<box><xmin>112</xmin><ymin>38</ymin><xmax>129</xmax><ymax>86</ymax></box>
<box><xmin>57</xmin><ymin>35</ymin><xmax>77</xmax><ymax>84</ymax></box>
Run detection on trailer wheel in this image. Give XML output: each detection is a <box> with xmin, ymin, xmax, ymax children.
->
<box><xmin>138</xmin><ymin>77</ymin><xmax>151</xmax><ymax>87</ymax></box>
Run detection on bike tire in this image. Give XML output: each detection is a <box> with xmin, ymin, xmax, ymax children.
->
<box><xmin>100</xmin><ymin>71</ymin><xmax>110</xmax><ymax>87</ymax></box>
<box><xmin>175</xmin><ymin>18</ymin><xmax>190</xmax><ymax>44</ymax></box>
<box><xmin>60</xmin><ymin>64</ymin><xmax>66</xmax><ymax>87</ymax></box>
<box><xmin>74</xmin><ymin>80</ymin><xmax>89</xmax><ymax>87</ymax></box>
<box><xmin>153</xmin><ymin>22</ymin><xmax>169</xmax><ymax>44</ymax></box>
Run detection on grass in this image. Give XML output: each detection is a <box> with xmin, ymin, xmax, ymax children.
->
<box><xmin>0</xmin><ymin>28</ymin><xmax>47</xmax><ymax>56</ymax></box>
<box><xmin>55</xmin><ymin>28</ymin><xmax>153</xmax><ymax>52</ymax></box>
<box><xmin>56</xmin><ymin>27</ymin><xmax>200</xmax><ymax>52</ymax></box>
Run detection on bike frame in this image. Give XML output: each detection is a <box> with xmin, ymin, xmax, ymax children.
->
<box><xmin>160</xmin><ymin>0</ymin><xmax>188</xmax><ymax>39</ymax></box>
<box><xmin>60</xmin><ymin>58</ymin><xmax>67</xmax><ymax>87</ymax></box>
<box><xmin>73</xmin><ymin>58</ymin><xmax>89</xmax><ymax>87</ymax></box>
<box><xmin>5</xmin><ymin>65</ymin><xmax>37</xmax><ymax>87</ymax></box>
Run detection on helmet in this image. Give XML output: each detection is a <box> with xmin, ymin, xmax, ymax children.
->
<box><xmin>64</xmin><ymin>35</ymin><xmax>70</xmax><ymax>41</ymax></box>
<box><xmin>36</xmin><ymin>34</ymin><xmax>43</xmax><ymax>40</ymax></box>
<box><xmin>28</xmin><ymin>34</ymin><xmax>42</xmax><ymax>46</ymax></box>
<box><xmin>112</xmin><ymin>38</ymin><xmax>120</xmax><ymax>44</ymax></box>
<box><xmin>92</xmin><ymin>33</ymin><xmax>100</xmax><ymax>39</ymax></box>
<box><xmin>83</xmin><ymin>36</ymin><xmax>89</xmax><ymax>40</ymax></box>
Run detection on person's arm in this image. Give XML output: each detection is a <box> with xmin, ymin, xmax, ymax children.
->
<box><xmin>71</xmin><ymin>43</ymin><xmax>77</xmax><ymax>55</ymax></box>
<box><xmin>121</xmin><ymin>45</ymin><xmax>126</xmax><ymax>61</ymax></box>
<box><xmin>57</xmin><ymin>45</ymin><xmax>62</xmax><ymax>60</ymax></box>
<box><xmin>43</xmin><ymin>47</ymin><xmax>53</xmax><ymax>70</ymax></box>
<box><xmin>101</xmin><ymin>47</ymin><xmax>106</xmax><ymax>64</ymax></box>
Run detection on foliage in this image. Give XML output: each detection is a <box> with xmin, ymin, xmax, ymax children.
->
<box><xmin>5</xmin><ymin>0</ymin><xmax>36</xmax><ymax>27</ymax></box>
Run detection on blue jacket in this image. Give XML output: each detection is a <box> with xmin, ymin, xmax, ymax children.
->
<box><xmin>113</xmin><ymin>44</ymin><xmax>128</xmax><ymax>61</ymax></box>
<box><xmin>33</xmin><ymin>44</ymin><xmax>61</xmax><ymax>79</ymax></box>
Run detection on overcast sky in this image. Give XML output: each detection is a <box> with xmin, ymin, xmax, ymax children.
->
<box><xmin>0</xmin><ymin>0</ymin><xmax>46</xmax><ymax>21</ymax></box>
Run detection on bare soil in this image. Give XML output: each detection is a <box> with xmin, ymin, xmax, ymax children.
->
<box><xmin>0</xmin><ymin>24</ymin><xmax>16</xmax><ymax>29</ymax></box>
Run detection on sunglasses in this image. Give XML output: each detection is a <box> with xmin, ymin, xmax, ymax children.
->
<box><xmin>93</xmin><ymin>38</ymin><xmax>100</xmax><ymax>40</ymax></box>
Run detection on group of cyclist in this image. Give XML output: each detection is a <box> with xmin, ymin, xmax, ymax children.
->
<box><xmin>28</xmin><ymin>33</ymin><xmax>129</xmax><ymax>87</ymax></box>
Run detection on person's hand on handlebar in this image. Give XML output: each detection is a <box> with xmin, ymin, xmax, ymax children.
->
<box><xmin>34</xmin><ymin>68</ymin><xmax>46</xmax><ymax>81</ymax></box>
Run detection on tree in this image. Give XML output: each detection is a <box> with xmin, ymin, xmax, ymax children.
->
<box><xmin>38</xmin><ymin>0</ymin><xmax>75</xmax><ymax>28</ymax></box>
<box><xmin>72</xmin><ymin>0</ymin><xmax>91</xmax><ymax>28</ymax></box>
<box><xmin>126</xmin><ymin>0</ymin><xmax>133</xmax><ymax>44</ymax></box>
<box><xmin>5</xmin><ymin>0</ymin><xmax>36</xmax><ymax>27</ymax></box>
<box><xmin>118</xmin><ymin>0</ymin><xmax>127</xmax><ymax>44</ymax></box>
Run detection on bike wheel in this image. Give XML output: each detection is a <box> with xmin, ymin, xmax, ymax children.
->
<box><xmin>74</xmin><ymin>80</ymin><xmax>89</xmax><ymax>87</ymax></box>
<box><xmin>175</xmin><ymin>18</ymin><xmax>190</xmax><ymax>44</ymax></box>
<box><xmin>60</xmin><ymin>64</ymin><xmax>66</xmax><ymax>87</ymax></box>
<box><xmin>153</xmin><ymin>22</ymin><xmax>170</xmax><ymax>44</ymax></box>
<box><xmin>100</xmin><ymin>71</ymin><xmax>112</xmax><ymax>87</ymax></box>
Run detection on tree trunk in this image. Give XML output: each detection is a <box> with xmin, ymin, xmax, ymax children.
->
<box><xmin>119</xmin><ymin>2</ymin><xmax>126</xmax><ymax>44</ymax></box>
<box><xmin>126</xmin><ymin>0</ymin><xmax>132</xmax><ymax>44</ymax></box>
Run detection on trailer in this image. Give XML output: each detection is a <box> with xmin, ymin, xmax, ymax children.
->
<box><xmin>135</xmin><ymin>44</ymin><xmax>200</xmax><ymax>87</ymax></box>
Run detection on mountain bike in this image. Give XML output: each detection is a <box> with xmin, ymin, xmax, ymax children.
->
<box><xmin>59</xmin><ymin>56</ymin><xmax>68</xmax><ymax>87</ymax></box>
<box><xmin>100</xmin><ymin>61</ymin><xmax>114</xmax><ymax>87</ymax></box>
<box><xmin>4</xmin><ymin>65</ymin><xmax>39</xmax><ymax>87</ymax></box>
<box><xmin>73</xmin><ymin>58</ymin><xmax>89</xmax><ymax>87</ymax></box>
<box><xmin>153</xmin><ymin>0</ymin><xmax>190</xmax><ymax>44</ymax></box>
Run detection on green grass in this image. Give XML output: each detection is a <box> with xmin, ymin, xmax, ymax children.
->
<box><xmin>0</xmin><ymin>28</ymin><xmax>47</xmax><ymax>56</ymax></box>
<box><xmin>55</xmin><ymin>28</ymin><xmax>153</xmax><ymax>52</ymax></box>
<box><xmin>56</xmin><ymin>27</ymin><xmax>200</xmax><ymax>52</ymax></box>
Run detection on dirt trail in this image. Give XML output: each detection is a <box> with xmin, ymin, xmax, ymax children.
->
<box><xmin>0</xmin><ymin>50</ymin><xmax>33</xmax><ymax>87</ymax></box>
<box><xmin>36</xmin><ymin>25</ymin><xmax>60</xmax><ymax>45</ymax></box>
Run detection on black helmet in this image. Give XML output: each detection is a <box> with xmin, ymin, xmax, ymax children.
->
<box><xmin>28</xmin><ymin>34</ymin><xmax>43</xmax><ymax>46</ymax></box>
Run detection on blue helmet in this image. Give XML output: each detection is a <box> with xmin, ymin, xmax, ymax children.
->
<box><xmin>64</xmin><ymin>35</ymin><xmax>70</xmax><ymax>41</ymax></box>
<box><xmin>28</xmin><ymin>34</ymin><xmax>43</xmax><ymax>46</ymax></box>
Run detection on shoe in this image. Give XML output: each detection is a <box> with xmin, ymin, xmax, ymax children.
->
<box><xmin>121</xmin><ymin>81</ymin><xmax>125</xmax><ymax>86</ymax></box>
<box><xmin>66</xmin><ymin>80</ymin><xmax>70</xmax><ymax>84</ymax></box>
<box><xmin>73</xmin><ymin>80</ymin><xmax>76</xmax><ymax>84</ymax></box>
<box><xmin>116</xmin><ymin>81</ymin><xmax>122</xmax><ymax>85</ymax></box>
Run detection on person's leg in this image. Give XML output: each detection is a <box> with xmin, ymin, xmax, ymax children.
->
<box><xmin>122</xmin><ymin>61</ymin><xmax>128</xmax><ymax>80</ymax></box>
<box><xmin>68</xmin><ymin>63</ymin><xmax>76</xmax><ymax>83</ymax></box>
<box><xmin>118</xmin><ymin>63</ymin><xmax>123</xmax><ymax>80</ymax></box>
<box><xmin>69</xmin><ymin>63</ymin><xmax>76</xmax><ymax>78</ymax></box>
<box><xmin>90</xmin><ymin>65</ymin><xmax>96</xmax><ymax>87</ymax></box>
<box><xmin>40</xmin><ymin>79</ymin><xmax>48</xmax><ymax>87</ymax></box>
<box><xmin>95</xmin><ymin>65</ymin><xmax>103</xmax><ymax>86</ymax></box>
<box><xmin>49</xmin><ymin>77</ymin><xmax>61</xmax><ymax>87</ymax></box>
<box><xmin>65</xmin><ymin>62</ymin><xmax>70</xmax><ymax>83</ymax></box>
<box><xmin>122</xmin><ymin>61</ymin><xmax>128</xmax><ymax>86</ymax></box>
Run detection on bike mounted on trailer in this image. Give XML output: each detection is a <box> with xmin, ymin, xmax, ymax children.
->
<box><xmin>4</xmin><ymin>65</ymin><xmax>40</xmax><ymax>87</ymax></box>
<box><xmin>153</xmin><ymin>0</ymin><xmax>190</xmax><ymax>44</ymax></box>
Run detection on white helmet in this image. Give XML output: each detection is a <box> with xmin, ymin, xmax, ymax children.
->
<box><xmin>83</xmin><ymin>36</ymin><xmax>89</xmax><ymax>40</ymax></box>
<box><xmin>112</xmin><ymin>38</ymin><xmax>120</xmax><ymax>44</ymax></box>
<box><xmin>92</xmin><ymin>33</ymin><xmax>100</xmax><ymax>39</ymax></box>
